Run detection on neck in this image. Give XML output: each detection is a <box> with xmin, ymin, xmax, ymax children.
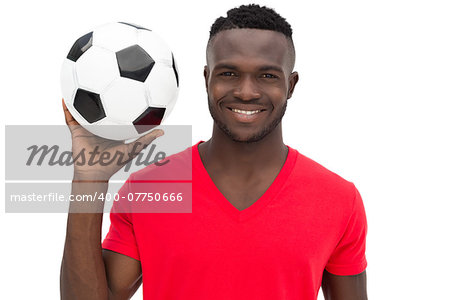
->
<box><xmin>198</xmin><ymin>124</ymin><xmax>288</xmax><ymax>174</ymax></box>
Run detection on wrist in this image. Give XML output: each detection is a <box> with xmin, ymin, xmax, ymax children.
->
<box><xmin>73</xmin><ymin>171</ymin><xmax>110</xmax><ymax>183</ymax></box>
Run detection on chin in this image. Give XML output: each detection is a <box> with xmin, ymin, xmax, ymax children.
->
<box><xmin>227</xmin><ymin>128</ymin><xmax>271</xmax><ymax>144</ymax></box>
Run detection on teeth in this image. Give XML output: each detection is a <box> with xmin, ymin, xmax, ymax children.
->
<box><xmin>231</xmin><ymin>108</ymin><xmax>261</xmax><ymax>115</ymax></box>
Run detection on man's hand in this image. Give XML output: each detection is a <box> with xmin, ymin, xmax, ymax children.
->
<box><xmin>63</xmin><ymin>99</ymin><xmax>164</xmax><ymax>182</ymax></box>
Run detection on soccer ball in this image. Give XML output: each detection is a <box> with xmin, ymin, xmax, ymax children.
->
<box><xmin>61</xmin><ymin>22</ymin><xmax>179</xmax><ymax>140</ymax></box>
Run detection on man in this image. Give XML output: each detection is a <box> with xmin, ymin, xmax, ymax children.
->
<box><xmin>61</xmin><ymin>4</ymin><xmax>368</xmax><ymax>300</ymax></box>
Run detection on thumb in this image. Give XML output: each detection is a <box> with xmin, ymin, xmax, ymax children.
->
<box><xmin>126</xmin><ymin>129</ymin><xmax>164</xmax><ymax>160</ymax></box>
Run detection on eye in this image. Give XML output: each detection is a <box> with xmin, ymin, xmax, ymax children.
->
<box><xmin>262</xmin><ymin>73</ymin><xmax>278</xmax><ymax>79</ymax></box>
<box><xmin>220</xmin><ymin>71</ymin><xmax>237</xmax><ymax>77</ymax></box>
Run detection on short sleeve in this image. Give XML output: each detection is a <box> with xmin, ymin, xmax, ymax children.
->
<box><xmin>325</xmin><ymin>184</ymin><xmax>367</xmax><ymax>275</ymax></box>
<box><xmin>102</xmin><ymin>178</ymin><xmax>140</xmax><ymax>261</ymax></box>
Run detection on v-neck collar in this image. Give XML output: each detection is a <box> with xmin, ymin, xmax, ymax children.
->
<box><xmin>193</xmin><ymin>141</ymin><xmax>298</xmax><ymax>222</ymax></box>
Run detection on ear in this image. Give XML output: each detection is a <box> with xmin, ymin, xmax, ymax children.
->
<box><xmin>287</xmin><ymin>71</ymin><xmax>299</xmax><ymax>99</ymax></box>
<box><xmin>203</xmin><ymin>66</ymin><xmax>209</xmax><ymax>90</ymax></box>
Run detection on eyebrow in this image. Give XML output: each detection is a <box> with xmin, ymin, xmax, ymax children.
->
<box><xmin>213</xmin><ymin>63</ymin><xmax>284</xmax><ymax>73</ymax></box>
<box><xmin>214</xmin><ymin>63</ymin><xmax>238</xmax><ymax>71</ymax></box>
<box><xmin>258</xmin><ymin>65</ymin><xmax>284</xmax><ymax>73</ymax></box>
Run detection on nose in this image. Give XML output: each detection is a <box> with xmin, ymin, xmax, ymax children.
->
<box><xmin>232</xmin><ymin>75</ymin><xmax>261</xmax><ymax>101</ymax></box>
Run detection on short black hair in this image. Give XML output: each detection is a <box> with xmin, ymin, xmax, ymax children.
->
<box><xmin>209</xmin><ymin>4</ymin><xmax>293</xmax><ymax>40</ymax></box>
<box><xmin>207</xmin><ymin>4</ymin><xmax>295</xmax><ymax>70</ymax></box>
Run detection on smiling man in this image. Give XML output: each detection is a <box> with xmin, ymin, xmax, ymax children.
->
<box><xmin>61</xmin><ymin>4</ymin><xmax>368</xmax><ymax>300</ymax></box>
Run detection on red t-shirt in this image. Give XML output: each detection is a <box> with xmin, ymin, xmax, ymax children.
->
<box><xmin>102</xmin><ymin>142</ymin><xmax>367</xmax><ymax>299</ymax></box>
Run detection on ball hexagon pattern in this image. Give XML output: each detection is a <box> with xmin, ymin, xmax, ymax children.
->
<box><xmin>75</xmin><ymin>46</ymin><xmax>119</xmax><ymax>93</ymax></box>
<box><xmin>101</xmin><ymin>77</ymin><xmax>149</xmax><ymax>122</ymax></box>
<box><xmin>61</xmin><ymin>22</ymin><xmax>179</xmax><ymax>140</ymax></box>
<box><xmin>93</xmin><ymin>22</ymin><xmax>138</xmax><ymax>52</ymax></box>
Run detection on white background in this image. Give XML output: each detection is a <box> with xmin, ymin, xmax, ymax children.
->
<box><xmin>1</xmin><ymin>0</ymin><xmax>449</xmax><ymax>299</ymax></box>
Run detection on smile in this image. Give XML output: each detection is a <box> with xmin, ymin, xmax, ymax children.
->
<box><xmin>226</xmin><ymin>107</ymin><xmax>267</xmax><ymax>123</ymax></box>
<box><xmin>230</xmin><ymin>108</ymin><xmax>262</xmax><ymax>115</ymax></box>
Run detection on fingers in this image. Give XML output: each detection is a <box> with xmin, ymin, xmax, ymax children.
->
<box><xmin>126</xmin><ymin>129</ymin><xmax>164</xmax><ymax>160</ymax></box>
<box><xmin>62</xmin><ymin>98</ymin><xmax>80</xmax><ymax>126</ymax></box>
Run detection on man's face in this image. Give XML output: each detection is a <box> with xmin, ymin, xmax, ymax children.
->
<box><xmin>204</xmin><ymin>29</ymin><xmax>298</xmax><ymax>143</ymax></box>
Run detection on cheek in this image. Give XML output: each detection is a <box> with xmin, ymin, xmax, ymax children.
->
<box><xmin>267</xmin><ymin>86</ymin><xmax>288</xmax><ymax>106</ymax></box>
<box><xmin>209</xmin><ymin>81</ymin><xmax>230</xmax><ymax>103</ymax></box>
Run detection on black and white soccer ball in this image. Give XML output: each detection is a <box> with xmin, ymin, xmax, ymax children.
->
<box><xmin>61</xmin><ymin>22</ymin><xmax>179</xmax><ymax>140</ymax></box>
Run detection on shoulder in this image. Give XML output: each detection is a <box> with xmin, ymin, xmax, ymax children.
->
<box><xmin>287</xmin><ymin>147</ymin><xmax>358</xmax><ymax>208</ymax></box>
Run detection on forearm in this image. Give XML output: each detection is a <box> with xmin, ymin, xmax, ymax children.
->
<box><xmin>60</xmin><ymin>181</ymin><xmax>109</xmax><ymax>300</ymax></box>
<box><xmin>322</xmin><ymin>270</ymin><xmax>367</xmax><ymax>300</ymax></box>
